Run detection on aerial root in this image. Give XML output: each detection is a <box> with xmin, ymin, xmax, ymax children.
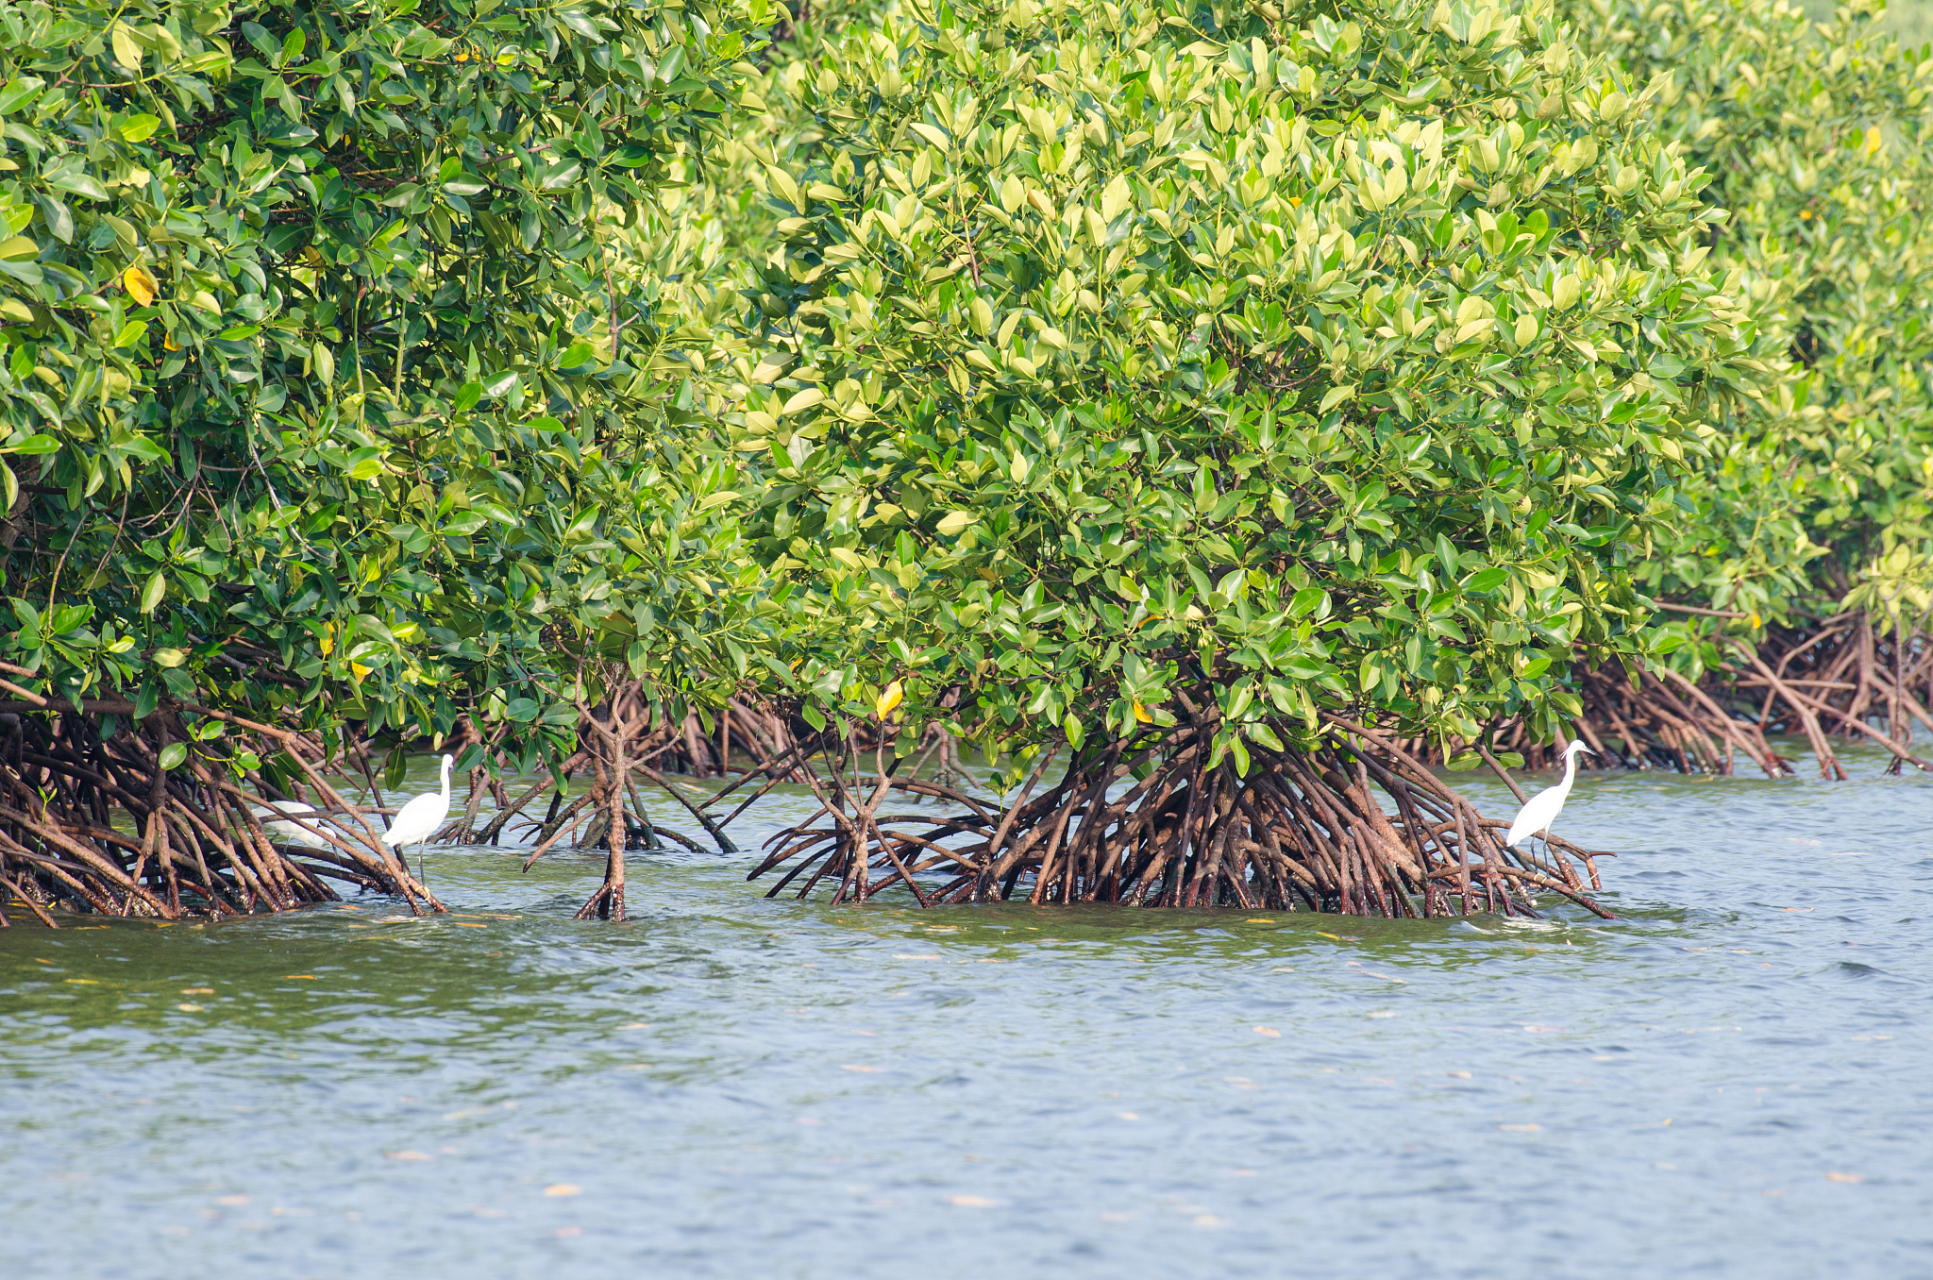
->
<box><xmin>0</xmin><ymin>702</ymin><xmax>438</xmax><ymax>925</ymax></box>
<box><xmin>1393</xmin><ymin>616</ymin><xmax>1933</xmax><ymax>781</ymax></box>
<box><xmin>501</xmin><ymin>672</ymin><xmax>822</xmax><ymax>921</ymax></box>
<box><xmin>747</xmin><ymin>710</ymin><xmax>1613</xmax><ymax>919</ymax></box>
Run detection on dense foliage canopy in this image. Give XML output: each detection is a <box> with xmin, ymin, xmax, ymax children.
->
<box><xmin>711</xmin><ymin>0</ymin><xmax>1787</xmax><ymax>776</ymax></box>
<box><xmin>0</xmin><ymin>0</ymin><xmax>773</xmax><ymax>780</ymax></box>
<box><xmin>4</xmin><ymin>0</ymin><xmax>1932</xmax><ymax>810</ymax></box>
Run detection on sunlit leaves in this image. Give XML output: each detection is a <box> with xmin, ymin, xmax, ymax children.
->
<box><xmin>0</xmin><ymin>0</ymin><xmax>775</xmax><ymax>767</ymax></box>
<box><xmin>1562</xmin><ymin>0</ymin><xmax>1933</xmax><ymax>640</ymax></box>
<box><xmin>714</xmin><ymin>0</ymin><xmax>1770</xmax><ymax>761</ymax></box>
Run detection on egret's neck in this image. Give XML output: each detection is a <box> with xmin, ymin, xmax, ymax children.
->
<box><xmin>1558</xmin><ymin>748</ymin><xmax>1578</xmax><ymax>793</ymax></box>
<box><xmin>439</xmin><ymin>760</ymin><xmax>453</xmax><ymax>798</ymax></box>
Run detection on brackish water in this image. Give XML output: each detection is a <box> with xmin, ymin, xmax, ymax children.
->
<box><xmin>3</xmin><ymin>746</ymin><xmax>1930</xmax><ymax>1279</ymax></box>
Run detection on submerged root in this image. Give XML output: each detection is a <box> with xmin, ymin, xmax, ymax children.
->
<box><xmin>749</xmin><ymin>713</ymin><xmax>1613</xmax><ymax>919</ymax></box>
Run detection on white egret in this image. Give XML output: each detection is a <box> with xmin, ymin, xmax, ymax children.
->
<box><xmin>248</xmin><ymin>800</ymin><xmax>332</xmax><ymax>848</ymax></box>
<box><xmin>381</xmin><ymin>754</ymin><xmax>454</xmax><ymax>883</ymax></box>
<box><xmin>1504</xmin><ymin>741</ymin><xmax>1595</xmax><ymax>853</ymax></box>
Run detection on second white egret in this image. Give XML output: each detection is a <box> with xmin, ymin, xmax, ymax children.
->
<box><xmin>249</xmin><ymin>800</ymin><xmax>332</xmax><ymax>848</ymax></box>
<box><xmin>381</xmin><ymin>753</ymin><xmax>454</xmax><ymax>883</ymax></box>
<box><xmin>1504</xmin><ymin>740</ymin><xmax>1595</xmax><ymax>853</ymax></box>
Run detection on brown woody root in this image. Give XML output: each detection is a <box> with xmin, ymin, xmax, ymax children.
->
<box><xmin>1394</xmin><ymin>615</ymin><xmax>1930</xmax><ymax>781</ymax></box>
<box><xmin>748</xmin><ymin>711</ymin><xmax>1613</xmax><ymax>919</ymax></box>
<box><xmin>509</xmin><ymin>674</ymin><xmax>865</xmax><ymax>922</ymax></box>
<box><xmin>1733</xmin><ymin>614</ymin><xmax>1933</xmax><ymax>778</ymax></box>
<box><xmin>0</xmin><ymin>704</ymin><xmax>438</xmax><ymax>927</ymax></box>
<box><xmin>1398</xmin><ymin>660</ymin><xmax>1794</xmax><ymax>779</ymax></box>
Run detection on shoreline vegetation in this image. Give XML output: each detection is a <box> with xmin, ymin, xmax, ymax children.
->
<box><xmin>3</xmin><ymin>0</ymin><xmax>1931</xmax><ymax>924</ymax></box>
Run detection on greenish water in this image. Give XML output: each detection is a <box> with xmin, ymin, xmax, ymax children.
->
<box><xmin>3</xmin><ymin>748</ymin><xmax>1930</xmax><ymax>1278</ymax></box>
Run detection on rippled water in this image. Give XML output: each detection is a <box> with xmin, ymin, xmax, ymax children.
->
<box><xmin>3</xmin><ymin>746</ymin><xmax>1930</xmax><ymax>1279</ymax></box>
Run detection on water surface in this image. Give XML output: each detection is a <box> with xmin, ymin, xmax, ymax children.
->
<box><xmin>3</xmin><ymin>747</ymin><xmax>1929</xmax><ymax>1278</ymax></box>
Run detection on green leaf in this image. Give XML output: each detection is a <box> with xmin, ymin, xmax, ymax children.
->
<box><xmin>48</xmin><ymin>603</ymin><xmax>91</xmax><ymax>634</ymax></box>
<box><xmin>1318</xmin><ymin>384</ymin><xmax>1356</xmax><ymax>413</ymax></box>
<box><xmin>31</xmin><ymin>193</ymin><xmax>68</xmax><ymax>243</ymax></box>
<box><xmin>0</xmin><ymin>77</ymin><xmax>45</xmax><ymax>116</ymax></box>
<box><xmin>116</xmin><ymin>113</ymin><xmax>162</xmax><ymax>142</ymax></box>
<box><xmin>347</xmin><ymin>447</ymin><xmax>384</xmax><ymax>481</ymax></box>
<box><xmin>158</xmin><ymin>742</ymin><xmax>187</xmax><ymax>770</ymax></box>
<box><xmin>556</xmin><ymin>9</ymin><xmax>605</xmax><ymax>40</ymax></box>
<box><xmin>1464</xmin><ymin>566</ymin><xmax>1508</xmax><ymax>593</ymax></box>
<box><xmin>46</xmin><ymin>170</ymin><xmax>111</xmax><ymax>202</ymax></box>
<box><xmin>139</xmin><ymin>571</ymin><xmax>167</xmax><ymax>614</ymax></box>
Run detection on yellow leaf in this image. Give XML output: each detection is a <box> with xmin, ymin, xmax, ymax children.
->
<box><xmin>1133</xmin><ymin>700</ymin><xmax>1154</xmax><ymax>724</ymax></box>
<box><xmin>111</xmin><ymin>22</ymin><xmax>142</xmax><ymax>72</ymax></box>
<box><xmin>935</xmin><ymin>510</ymin><xmax>977</xmax><ymax>537</ymax></box>
<box><xmin>780</xmin><ymin>387</ymin><xmax>824</xmax><ymax>416</ymax></box>
<box><xmin>122</xmin><ymin>265</ymin><xmax>159</xmax><ymax>307</ymax></box>
<box><xmin>875</xmin><ymin>679</ymin><xmax>904</xmax><ymax>720</ymax></box>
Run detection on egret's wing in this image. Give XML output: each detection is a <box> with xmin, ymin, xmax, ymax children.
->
<box><xmin>254</xmin><ymin>801</ymin><xmax>328</xmax><ymax>847</ymax></box>
<box><xmin>1504</xmin><ymin>787</ymin><xmax>1559</xmax><ymax>847</ymax></box>
<box><xmin>383</xmin><ymin>793</ymin><xmax>434</xmax><ymax>843</ymax></box>
<box><xmin>384</xmin><ymin>791</ymin><xmax>454</xmax><ymax>845</ymax></box>
<box><xmin>272</xmin><ymin>821</ymin><xmax>334</xmax><ymax>849</ymax></box>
